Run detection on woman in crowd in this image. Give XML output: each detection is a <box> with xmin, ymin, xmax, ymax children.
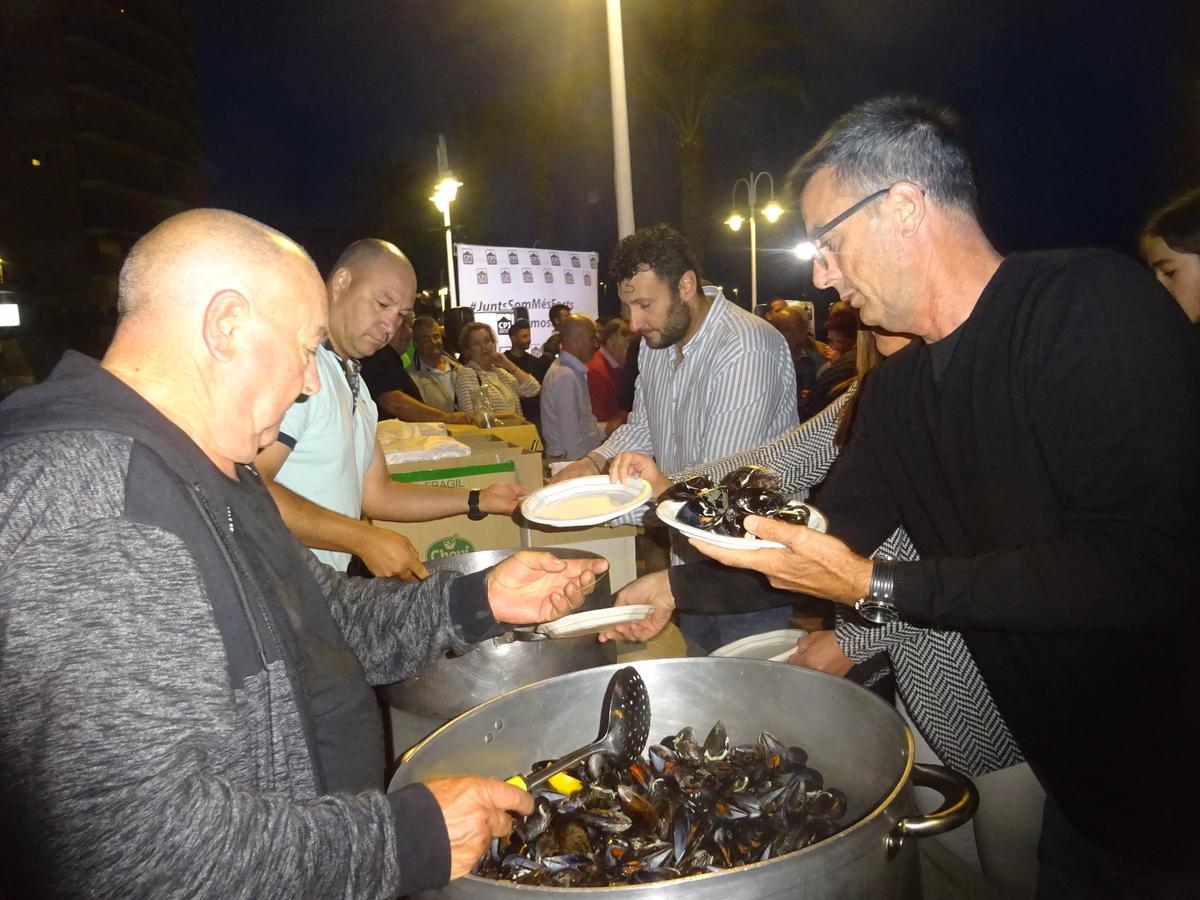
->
<box><xmin>607</xmin><ymin>328</ymin><xmax>1041</xmax><ymax>896</ymax></box>
<box><xmin>1141</xmin><ymin>187</ymin><xmax>1200</xmax><ymax>328</ymax></box>
<box><xmin>802</xmin><ymin>306</ymin><xmax>859</xmax><ymax>418</ymax></box>
<box><xmin>453</xmin><ymin>322</ymin><xmax>540</xmax><ymax>416</ymax></box>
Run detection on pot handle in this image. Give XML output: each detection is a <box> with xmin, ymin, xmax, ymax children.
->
<box><xmin>887</xmin><ymin>763</ymin><xmax>979</xmax><ymax>859</ymax></box>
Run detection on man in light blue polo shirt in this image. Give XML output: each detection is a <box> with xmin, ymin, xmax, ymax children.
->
<box><xmin>257</xmin><ymin>239</ymin><xmax>525</xmax><ymax>578</ymax></box>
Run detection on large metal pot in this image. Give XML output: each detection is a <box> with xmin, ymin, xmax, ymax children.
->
<box><xmin>380</xmin><ymin>549</ymin><xmax>617</xmax><ymax>720</ymax></box>
<box><xmin>390</xmin><ymin>658</ymin><xmax>977</xmax><ymax>899</ymax></box>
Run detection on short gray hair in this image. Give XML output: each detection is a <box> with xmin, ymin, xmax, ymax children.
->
<box><xmin>787</xmin><ymin>96</ymin><xmax>979</xmax><ymax>219</ymax></box>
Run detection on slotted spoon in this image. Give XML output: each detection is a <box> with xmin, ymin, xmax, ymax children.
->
<box><xmin>511</xmin><ymin>666</ymin><xmax>652</xmax><ymax>793</ymax></box>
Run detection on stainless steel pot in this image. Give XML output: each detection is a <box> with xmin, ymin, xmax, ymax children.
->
<box><xmin>380</xmin><ymin>549</ymin><xmax>617</xmax><ymax>720</ymax></box>
<box><xmin>390</xmin><ymin>658</ymin><xmax>977</xmax><ymax>899</ymax></box>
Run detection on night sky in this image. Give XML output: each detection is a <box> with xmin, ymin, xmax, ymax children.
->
<box><xmin>192</xmin><ymin>0</ymin><xmax>1196</xmax><ymax>314</ymax></box>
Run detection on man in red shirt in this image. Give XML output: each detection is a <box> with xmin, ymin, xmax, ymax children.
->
<box><xmin>586</xmin><ymin>318</ymin><xmax>632</xmax><ymax>434</ymax></box>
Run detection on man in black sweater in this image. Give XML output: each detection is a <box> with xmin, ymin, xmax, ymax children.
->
<box><xmin>610</xmin><ymin>97</ymin><xmax>1200</xmax><ymax>896</ymax></box>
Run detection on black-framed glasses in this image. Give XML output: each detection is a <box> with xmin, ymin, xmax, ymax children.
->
<box><xmin>793</xmin><ymin>187</ymin><xmax>891</xmax><ymax>268</ymax></box>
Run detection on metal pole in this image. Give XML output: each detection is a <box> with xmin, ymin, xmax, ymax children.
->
<box><xmin>606</xmin><ymin>0</ymin><xmax>635</xmax><ymax>239</ymax></box>
<box><xmin>749</xmin><ymin>206</ymin><xmax>758</xmax><ymax>310</ymax></box>
<box><xmin>443</xmin><ymin>207</ymin><xmax>458</xmax><ymax>308</ymax></box>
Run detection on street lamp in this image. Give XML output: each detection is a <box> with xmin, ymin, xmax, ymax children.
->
<box><xmin>430</xmin><ymin>135</ymin><xmax>462</xmax><ymax>309</ymax></box>
<box><xmin>726</xmin><ymin>171</ymin><xmax>781</xmax><ymax>309</ymax></box>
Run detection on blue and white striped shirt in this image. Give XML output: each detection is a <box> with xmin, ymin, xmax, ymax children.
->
<box><xmin>594</xmin><ymin>292</ymin><xmax>799</xmax><ymax>472</ymax></box>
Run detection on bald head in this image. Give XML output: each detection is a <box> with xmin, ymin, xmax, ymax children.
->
<box><xmin>560</xmin><ymin>313</ymin><xmax>599</xmax><ymax>361</ymax></box>
<box><xmin>105</xmin><ymin>209</ymin><xmax>327</xmax><ymax>475</ymax></box>
<box><xmin>767</xmin><ymin>306</ymin><xmax>811</xmax><ymax>355</ymax></box>
<box><xmin>329</xmin><ymin>239</ymin><xmax>413</xmax><ymax>285</ymax></box>
<box><xmin>327</xmin><ymin>238</ymin><xmax>418</xmax><ymax>360</ymax></box>
<box><xmin>117</xmin><ymin>208</ymin><xmax>317</xmax><ymax>322</ymax></box>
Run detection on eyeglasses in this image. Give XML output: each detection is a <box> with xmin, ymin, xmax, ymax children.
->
<box><xmin>793</xmin><ymin>187</ymin><xmax>891</xmax><ymax>267</ymax></box>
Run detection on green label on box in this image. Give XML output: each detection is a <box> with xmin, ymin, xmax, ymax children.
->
<box><xmin>426</xmin><ymin>534</ymin><xmax>476</xmax><ymax>559</ymax></box>
<box><xmin>390</xmin><ymin>460</ymin><xmax>516</xmax><ymax>483</ymax></box>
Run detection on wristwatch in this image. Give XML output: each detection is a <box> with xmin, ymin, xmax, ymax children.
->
<box><xmin>854</xmin><ymin>558</ymin><xmax>900</xmax><ymax>624</ymax></box>
<box><xmin>467</xmin><ymin>489</ymin><xmax>487</xmax><ymax>520</ymax></box>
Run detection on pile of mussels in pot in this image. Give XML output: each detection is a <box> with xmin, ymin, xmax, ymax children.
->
<box><xmin>476</xmin><ymin>721</ymin><xmax>849</xmax><ymax>887</ymax></box>
<box><xmin>666</xmin><ymin>466</ymin><xmax>810</xmax><ymax>538</ymax></box>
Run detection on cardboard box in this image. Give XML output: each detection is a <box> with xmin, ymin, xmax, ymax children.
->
<box><xmin>447</xmin><ymin>422</ymin><xmax>542</xmax><ymax>453</ymax></box>
<box><xmin>520</xmin><ymin>522</ymin><xmax>638</xmax><ymax>591</ymax></box>
<box><xmin>376</xmin><ymin>458</ymin><xmax>522</xmax><ymax>561</ymax></box>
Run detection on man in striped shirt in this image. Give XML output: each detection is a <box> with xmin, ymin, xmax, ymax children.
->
<box><xmin>552</xmin><ymin>224</ymin><xmax>799</xmax><ymax>651</ymax></box>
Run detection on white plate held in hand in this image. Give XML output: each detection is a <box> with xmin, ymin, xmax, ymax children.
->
<box><xmin>656</xmin><ymin>500</ymin><xmax>827</xmax><ymax>550</ymax></box>
<box><xmin>536</xmin><ymin>605</ymin><xmax>656</xmax><ymax>639</ymax></box>
<box><xmin>522</xmin><ymin>475</ymin><xmax>652</xmax><ymax>527</ymax></box>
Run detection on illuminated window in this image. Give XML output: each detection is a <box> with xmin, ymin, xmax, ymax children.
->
<box><xmin>31</xmin><ymin>158</ymin><xmax>42</xmax><ymax>167</ymax></box>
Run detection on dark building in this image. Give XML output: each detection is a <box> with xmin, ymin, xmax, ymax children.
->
<box><xmin>0</xmin><ymin>0</ymin><xmax>201</xmax><ymax>377</ymax></box>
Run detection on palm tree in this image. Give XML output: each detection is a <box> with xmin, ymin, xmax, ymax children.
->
<box><xmin>623</xmin><ymin>0</ymin><xmax>810</xmax><ymax>265</ymax></box>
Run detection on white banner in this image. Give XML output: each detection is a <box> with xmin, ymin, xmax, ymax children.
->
<box><xmin>455</xmin><ymin>243</ymin><xmax>599</xmax><ymax>351</ymax></box>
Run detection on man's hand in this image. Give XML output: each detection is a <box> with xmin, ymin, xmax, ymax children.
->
<box><xmin>479</xmin><ymin>482</ymin><xmax>529</xmax><ymax>515</ymax></box>
<box><xmin>549</xmin><ymin>455</ymin><xmax>601</xmax><ymax>484</ymax></box>
<box><xmin>597</xmin><ymin>569</ymin><xmax>675</xmax><ymax>644</ymax></box>
<box><xmin>607</xmin><ymin>452</ymin><xmax>672</xmax><ymax>497</ymax></box>
<box><xmin>443</xmin><ymin>411</ymin><xmax>476</xmax><ymax>425</ymax></box>
<box><xmin>789</xmin><ymin>629</ymin><xmax>854</xmax><ymax>675</ymax></box>
<box><xmin>689</xmin><ymin>515</ymin><xmax>871</xmax><ymax>605</ymax></box>
<box><xmin>424</xmin><ymin>776</ymin><xmax>533</xmax><ymax>880</ymax></box>
<box><xmin>487</xmin><ymin>551</ymin><xmax>608</xmax><ymax>623</ymax></box>
<box><xmin>359</xmin><ymin>525</ymin><xmax>429</xmax><ymax>581</ymax></box>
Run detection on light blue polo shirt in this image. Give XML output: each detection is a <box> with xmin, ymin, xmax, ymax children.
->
<box><xmin>274</xmin><ymin>344</ymin><xmax>378</xmax><ymax>571</ymax></box>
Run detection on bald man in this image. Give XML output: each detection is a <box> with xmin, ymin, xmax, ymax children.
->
<box><xmin>540</xmin><ymin>313</ymin><xmax>607</xmax><ymax>460</ymax></box>
<box><xmin>0</xmin><ymin>210</ymin><xmax>607</xmax><ymax>896</ymax></box>
<box><xmin>254</xmin><ymin>239</ymin><xmax>525</xmax><ymax>579</ymax></box>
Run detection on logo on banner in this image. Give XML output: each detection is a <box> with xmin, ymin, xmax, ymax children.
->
<box><xmin>462</xmin><ymin>250</ymin><xmax>475</xmax><ymax>265</ymax></box>
<box><xmin>501</xmin><ymin>270</ymin><xmax>512</xmax><ymax>284</ymax></box>
<box><xmin>590</xmin><ymin>256</ymin><xmax>598</xmax><ymax>269</ymax></box>
<box><xmin>565</xmin><ymin>272</ymin><xmax>575</xmax><ymax>285</ymax></box>
<box><xmin>508</xmin><ymin>251</ymin><xmax>519</xmax><ymax>265</ymax></box>
<box><xmin>571</xmin><ymin>255</ymin><xmax>580</xmax><ymax>267</ymax></box>
<box><xmin>550</xmin><ymin>253</ymin><xmax>561</xmax><ymax>266</ymax></box>
<box><xmin>530</xmin><ymin>252</ymin><xmax>541</xmax><ymax>265</ymax></box>
<box><xmin>497</xmin><ymin>315</ymin><xmax>513</xmax><ymax>335</ymax></box>
<box><xmin>584</xmin><ymin>274</ymin><xmax>592</xmax><ymax>286</ymax></box>
<box><xmin>486</xmin><ymin>250</ymin><xmax>497</xmax><ymax>265</ymax></box>
<box><xmin>522</xmin><ymin>269</ymin><xmax>534</xmax><ymax>283</ymax></box>
<box><xmin>476</xmin><ymin>269</ymin><xmax>488</xmax><ymax>284</ymax></box>
<box><xmin>543</xmin><ymin>270</ymin><xmax>553</xmax><ymax>283</ymax></box>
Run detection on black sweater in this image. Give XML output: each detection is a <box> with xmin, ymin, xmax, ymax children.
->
<box><xmin>679</xmin><ymin>250</ymin><xmax>1200</xmax><ymax>862</ymax></box>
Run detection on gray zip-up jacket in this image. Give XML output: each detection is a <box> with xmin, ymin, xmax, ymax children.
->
<box><xmin>0</xmin><ymin>352</ymin><xmax>501</xmax><ymax>898</ymax></box>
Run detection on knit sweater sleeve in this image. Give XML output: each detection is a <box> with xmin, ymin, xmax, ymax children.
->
<box><xmin>0</xmin><ymin>517</ymin><xmax>417</xmax><ymax>899</ymax></box>
<box><xmin>306</xmin><ymin>556</ymin><xmax>501</xmax><ymax>686</ymax></box>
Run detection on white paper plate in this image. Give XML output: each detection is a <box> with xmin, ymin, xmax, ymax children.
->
<box><xmin>710</xmin><ymin>628</ymin><xmax>808</xmax><ymax>662</ymax></box>
<box><xmin>655</xmin><ymin>499</ymin><xmax>827</xmax><ymax>550</ymax></box>
<box><xmin>522</xmin><ymin>475</ymin><xmax>652</xmax><ymax>527</ymax></box>
<box><xmin>536</xmin><ymin>604</ymin><xmax>656</xmax><ymax>639</ymax></box>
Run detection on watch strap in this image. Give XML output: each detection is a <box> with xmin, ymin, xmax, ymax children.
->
<box><xmin>467</xmin><ymin>489</ymin><xmax>487</xmax><ymax>520</ymax></box>
<box><xmin>854</xmin><ymin>558</ymin><xmax>899</xmax><ymax>624</ymax></box>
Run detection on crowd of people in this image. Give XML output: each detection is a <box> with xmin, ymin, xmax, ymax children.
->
<box><xmin>1</xmin><ymin>93</ymin><xmax>1198</xmax><ymax>899</ymax></box>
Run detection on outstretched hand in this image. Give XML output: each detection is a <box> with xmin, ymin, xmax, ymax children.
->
<box><xmin>607</xmin><ymin>452</ymin><xmax>672</xmax><ymax>497</ymax></box>
<box><xmin>789</xmin><ymin>629</ymin><xmax>854</xmax><ymax>675</ymax></box>
<box><xmin>487</xmin><ymin>551</ymin><xmax>608</xmax><ymax>624</ymax></box>
<box><xmin>688</xmin><ymin>515</ymin><xmax>871</xmax><ymax>605</ymax></box>
<box><xmin>479</xmin><ymin>482</ymin><xmax>530</xmax><ymax>515</ymax></box>
<box><xmin>597</xmin><ymin>569</ymin><xmax>675</xmax><ymax>644</ymax></box>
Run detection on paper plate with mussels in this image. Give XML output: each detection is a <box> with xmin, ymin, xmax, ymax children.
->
<box><xmin>656</xmin><ymin>466</ymin><xmax>826</xmax><ymax>550</ymax></box>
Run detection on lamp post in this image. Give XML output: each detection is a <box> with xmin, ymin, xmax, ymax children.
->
<box><xmin>725</xmin><ymin>172</ymin><xmax>782</xmax><ymax>310</ymax></box>
<box><xmin>430</xmin><ymin>135</ymin><xmax>462</xmax><ymax>309</ymax></box>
